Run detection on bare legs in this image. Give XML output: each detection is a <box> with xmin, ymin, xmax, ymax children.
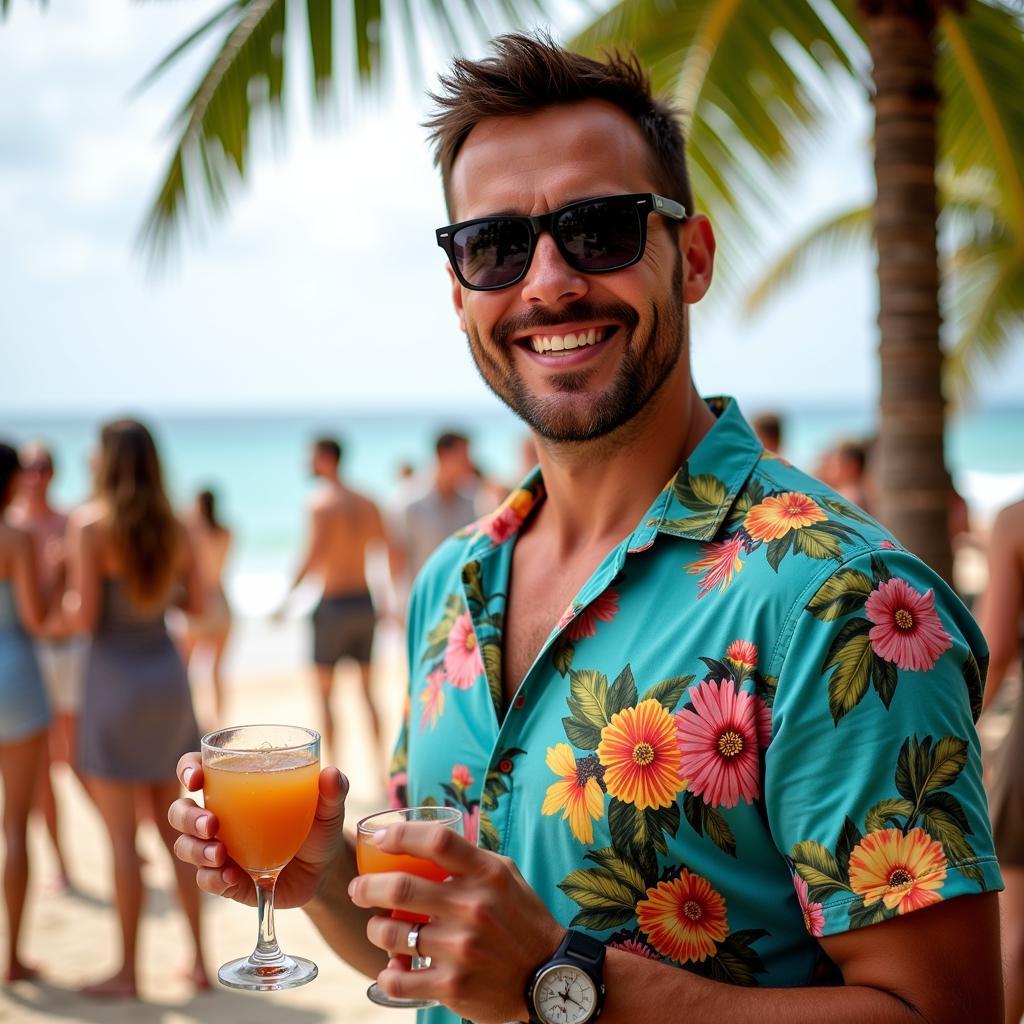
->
<box><xmin>82</xmin><ymin>776</ymin><xmax>207</xmax><ymax>997</ymax></box>
<box><xmin>33</xmin><ymin>746</ymin><xmax>70</xmax><ymax>890</ymax></box>
<box><xmin>1001</xmin><ymin>866</ymin><xmax>1024</xmax><ymax>1024</ymax></box>
<box><xmin>357</xmin><ymin>660</ymin><xmax>386</xmax><ymax>776</ymax></box>
<box><xmin>314</xmin><ymin>663</ymin><xmax>336</xmax><ymax>762</ymax></box>
<box><xmin>314</xmin><ymin>660</ymin><xmax>386</xmax><ymax>787</ymax></box>
<box><xmin>184</xmin><ymin>631</ymin><xmax>230</xmax><ymax>728</ymax></box>
<box><xmin>0</xmin><ymin>730</ymin><xmax>46</xmax><ymax>982</ymax></box>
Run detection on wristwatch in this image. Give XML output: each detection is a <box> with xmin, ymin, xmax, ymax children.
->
<box><xmin>525</xmin><ymin>929</ymin><xmax>606</xmax><ymax>1024</ymax></box>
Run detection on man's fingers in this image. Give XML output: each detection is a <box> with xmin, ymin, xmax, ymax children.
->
<box><xmin>177</xmin><ymin>752</ymin><xmax>203</xmax><ymax>791</ymax></box>
<box><xmin>167</xmin><ymin>797</ymin><xmax>218</xmax><ymax>841</ymax></box>
<box><xmin>316</xmin><ymin>767</ymin><xmax>347</xmax><ymax>820</ymax></box>
<box><xmin>173</xmin><ymin>834</ymin><xmax>227</xmax><ymax>869</ymax></box>
<box><xmin>349</xmin><ymin>871</ymin><xmax>446</xmax><ymax>918</ymax></box>
<box><xmin>374</xmin><ymin>821</ymin><xmax>482</xmax><ymax>876</ymax></box>
<box><xmin>195</xmin><ymin>864</ymin><xmax>255</xmax><ymax>904</ymax></box>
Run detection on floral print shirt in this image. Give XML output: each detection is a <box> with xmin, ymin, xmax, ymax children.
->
<box><xmin>390</xmin><ymin>396</ymin><xmax>1001</xmax><ymax>1023</ymax></box>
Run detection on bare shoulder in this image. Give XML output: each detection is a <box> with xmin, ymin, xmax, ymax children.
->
<box><xmin>992</xmin><ymin>500</ymin><xmax>1024</xmax><ymax>547</ymax></box>
<box><xmin>0</xmin><ymin>519</ymin><xmax>31</xmax><ymax>555</ymax></box>
<box><xmin>69</xmin><ymin>499</ymin><xmax>106</xmax><ymax>533</ymax></box>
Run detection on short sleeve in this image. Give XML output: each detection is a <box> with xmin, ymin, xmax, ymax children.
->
<box><xmin>764</xmin><ymin>547</ymin><xmax>1002</xmax><ymax>938</ymax></box>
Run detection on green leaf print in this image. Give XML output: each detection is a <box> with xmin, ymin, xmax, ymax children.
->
<box><xmin>870</xmin><ymin>554</ymin><xmax>893</xmax><ymax>586</ymax></box>
<box><xmin>569</xmin><ymin>906</ymin><xmax>637</xmax><ymax>931</ymax></box>
<box><xmin>562</xmin><ymin>715</ymin><xmax>602</xmax><ymax>751</ymax></box>
<box><xmin>481</xmin><ymin>640</ymin><xmax>502</xmax><ymax>710</ymax></box>
<box><xmin>607</xmin><ymin>665</ymin><xmax>639</xmax><ymax>717</ymax></box>
<box><xmin>663</xmin><ymin>509</ymin><xmax>726</xmax><ymax>536</ymax></box>
<box><xmin>822</xmin><ymin>496</ymin><xmax>876</xmax><ymax>527</ymax></box>
<box><xmin>609</xmin><ymin>798</ymin><xmax>680</xmax><ymax>860</ymax></box>
<box><xmin>478</xmin><ymin>812</ymin><xmax>500</xmax><ymax>852</ymax></box>
<box><xmin>423</xmin><ymin>594</ymin><xmax>463</xmax><ymax>662</ymax></box>
<box><xmin>922</xmin><ymin>808</ymin><xmax>984</xmax><ymax>887</ymax></box>
<box><xmin>699</xmin><ymin>930</ymin><xmax>768</xmax><ymax>987</ymax></box>
<box><xmin>644</xmin><ymin>675</ymin><xmax>694</xmax><ymax>714</ymax></box>
<box><xmin>962</xmin><ymin>653</ymin><xmax>984</xmax><ymax>723</ymax></box>
<box><xmin>765</xmin><ymin>531</ymin><xmax>797</xmax><ymax>573</ymax></box>
<box><xmin>790</xmin><ymin>840</ymin><xmax>851</xmax><ymax>902</ymax></box>
<box><xmin>674</xmin><ymin>467</ymin><xmax>726</xmax><ymax>510</ymax></box>
<box><xmin>921</xmin><ymin>791</ymin><xmax>971</xmax><ymax>833</ymax></box>
<box><xmin>568</xmin><ymin>669</ymin><xmax>612</xmax><ymax>730</ymax></box>
<box><xmin>848</xmin><ymin>902</ymin><xmax>894</xmax><ymax>929</ymax></box>
<box><xmin>682</xmin><ymin>793</ymin><xmax>737</xmax><ymax>858</ymax></box>
<box><xmin>864</xmin><ymin>798</ymin><xmax>914</xmax><ymax>833</ymax></box>
<box><xmin>583</xmin><ymin>847</ymin><xmax>648</xmax><ymax>898</ymax></box>
<box><xmin>460</xmin><ymin>560</ymin><xmax>486</xmax><ymax>611</ymax></box>
<box><xmin>793</xmin><ymin>525</ymin><xmax>844</xmax><ymax>562</ymax></box>
<box><xmin>805</xmin><ymin>569</ymin><xmax>874</xmax><ymax>621</ymax></box>
<box><xmin>870</xmin><ymin>655</ymin><xmax>898</xmax><ymax>709</ymax></box>
<box><xmin>835</xmin><ymin>816</ymin><xmax>864</xmax><ymax>878</ymax></box>
<box><xmin>725</xmin><ymin>479</ymin><xmax>764</xmax><ymax>532</ymax></box>
<box><xmin>823</xmin><ymin>618</ymin><xmax>873</xmax><ymax>724</ymax></box>
<box><xmin>896</xmin><ymin>736</ymin><xmax>968</xmax><ymax>807</ymax></box>
<box><xmin>559</xmin><ymin>867</ymin><xmax>639</xmax><ymax>916</ymax></box>
<box><xmin>552</xmin><ymin>635</ymin><xmax>575</xmax><ymax>676</ymax></box>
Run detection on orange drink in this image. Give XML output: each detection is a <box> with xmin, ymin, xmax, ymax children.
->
<box><xmin>204</xmin><ymin>751</ymin><xmax>319</xmax><ymax>872</ymax></box>
<box><xmin>355</xmin><ymin>841</ymin><xmax>451</xmax><ymax>922</ymax></box>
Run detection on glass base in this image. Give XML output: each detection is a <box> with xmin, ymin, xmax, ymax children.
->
<box><xmin>367</xmin><ymin>982</ymin><xmax>439</xmax><ymax>1009</ymax></box>
<box><xmin>218</xmin><ymin>953</ymin><xmax>318</xmax><ymax>991</ymax></box>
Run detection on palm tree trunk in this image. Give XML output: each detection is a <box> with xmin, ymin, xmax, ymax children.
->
<box><xmin>861</xmin><ymin>0</ymin><xmax>953</xmax><ymax>584</ymax></box>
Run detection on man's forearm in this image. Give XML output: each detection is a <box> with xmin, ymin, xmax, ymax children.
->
<box><xmin>304</xmin><ymin>835</ymin><xmax>385</xmax><ymax>979</ymax></box>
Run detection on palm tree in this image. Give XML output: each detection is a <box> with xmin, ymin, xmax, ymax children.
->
<box><xmin>573</xmin><ymin>0</ymin><xmax>1023</xmax><ymax>583</ymax></box>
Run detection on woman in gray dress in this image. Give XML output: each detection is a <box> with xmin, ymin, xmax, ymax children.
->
<box><xmin>0</xmin><ymin>442</ymin><xmax>50</xmax><ymax>982</ymax></box>
<box><xmin>64</xmin><ymin>420</ymin><xmax>207</xmax><ymax>996</ymax></box>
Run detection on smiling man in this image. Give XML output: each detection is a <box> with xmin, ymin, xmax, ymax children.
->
<box><xmin>170</xmin><ymin>34</ymin><xmax>1003</xmax><ymax>1024</ymax></box>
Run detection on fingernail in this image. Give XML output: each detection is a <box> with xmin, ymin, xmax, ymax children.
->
<box><xmin>204</xmin><ymin>843</ymin><xmax>218</xmax><ymax>864</ymax></box>
<box><xmin>373</xmin><ymin>828</ymin><xmax>389</xmax><ymax>846</ymax></box>
<box><xmin>183</xmin><ymin>767</ymin><xmax>194</xmax><ymax>786</ymax></box>
<box><xmin>197</xmin><ymin>814</ymin><xmax>211</xmax><ymax>836</ymax></box>
<box><xmin>347</xmin><ymin>880</ymin><xmax>356</xmax><ymax>899</ymax></box>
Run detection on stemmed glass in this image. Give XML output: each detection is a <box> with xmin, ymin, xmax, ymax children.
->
<box><xmin>201</xmin><ymin>724</ymin><xmax>321</xmax><ymax>991</ymax></box>
<box><xmin>355</xmin><ymin>806</ymin><xmax>464</xmax><ymax>1009</ymax></box>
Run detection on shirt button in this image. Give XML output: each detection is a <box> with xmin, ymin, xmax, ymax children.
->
<box><xmin>498</xmin><ymin>758</ymin><xmax>514</xmax><ymax>774</ymax></box>
<box><xmin>513</xmin><ymin>694</ymin><xmax>526</xmax><ymax>710</ymax></box>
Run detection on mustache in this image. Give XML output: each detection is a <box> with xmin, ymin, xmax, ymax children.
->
<box><xmin>492</xmin><ymin>301</ymin><xmax>640</xmax><ymax>348</ymax></box>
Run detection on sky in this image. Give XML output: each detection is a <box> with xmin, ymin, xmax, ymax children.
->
<box><xmin>1</xmin><ymin>0</ymin><xmax>1021</xmax><ymax>417</ymax></box>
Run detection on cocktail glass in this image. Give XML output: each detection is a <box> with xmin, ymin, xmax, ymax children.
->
<box><xmin>355</xmin><ymin>805</ymin><xmax>464</xmax><ymax>1009</ymax></box>
<box><xmin>202</xmin><ymin>724</ymin><xmax>321</xmax><ymax>991</ymax></box>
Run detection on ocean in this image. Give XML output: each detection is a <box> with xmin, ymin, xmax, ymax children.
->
<box><xmin>2</xmin><ymin>404</ymin><xmax>1022</xmax><ymax>618</ymax></box>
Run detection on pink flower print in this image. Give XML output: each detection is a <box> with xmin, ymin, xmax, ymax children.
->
<box><xmin>419</xmin><ymin>669</ymin><xmax>446</xmax><ymax>732</ymax></box>
<box><xmin>686</xmin><ymin>536</ymin><xmax>746</xmax><ymax>598</ymax></box>
<box><xmin>676</xmin><ymin>679</ymin><xmax>772</xmax><ymax>808</ymax></box>
<box><xmin>444</xmin><ymin>612</ymin><xmax>484</xmax><ymax>689</ymax></box>
<box><xmin>725</xmin><ymin>639</ymin><xmax>758</xmax><ymax>669</ymax></box>
<box><xmin>865</xmin><ymin>577</ymin><xmax>952</xmax><ymax>672</ymax></box>
<box><xmin>793</xmin><ymin>874</ymin><xmax>825</xmax><ymax>937</ymax></box>
<box><xmin>608</xmin><ymin>937</ymin><xmax>658</xmax><ymax>959</ymax></box>
<box><xmin>565</xmin><ymin>588</ymin><xmax>620</xmax><ymax>642</ymax></box>
<box><xmin>476</xmin><ymin>488</ymin><xmax>534</xmax><ymax>545</ymax></box>
<box><xmin>451</xmin><ymin>764</ymin><xmax>473</xmax><ymax>789</ymax></box>
<box><xmin>462</xmin><ymin>804</ymin><xmax>480</xmax><ymax>846</ymax></box>
<box><xmin>387</xmin><ymin>771</ymin><xmax>407</xmax><ymax>810</ymax></box>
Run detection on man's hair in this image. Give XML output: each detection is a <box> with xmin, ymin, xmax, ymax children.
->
<box><xmin>836</xmin><ymin>439</ymin><xmax>868</xmax><ymax>475</ymax></box>
<box><xmin>314</xmin><ymin>437</ymin><xmax>342</xmax><ymax>465</ymax></box>
<box><xmin>752</xmin><ymin>412</ymin><xmax>782</xmax><ymax>450</ymax></box>
<box><xmin>435</xmin><ymin>431</ymin><xmax>469</xmax><ymax>456</ymax></box>
<box><xmin>20</xmin><ymin>440</ymin><xmax>54</xmax><ymax>474</ymax></box>
<box><xmin>425</xmin><ymin>33</ymin><xmax>693</xmax><ymax>217</ymax></box>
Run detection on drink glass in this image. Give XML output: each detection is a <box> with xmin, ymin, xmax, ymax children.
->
<box><xmin>356</xmin><ymin>806</ymin><xmax>464</xmax><ymax>1009</ymax></box>
<box><xmin>202</xmin><ymin>724</ymin><xmax>321</xmax><ymax>991</ymax></box>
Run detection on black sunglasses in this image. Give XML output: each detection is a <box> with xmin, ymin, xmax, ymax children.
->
<box><xmin>436</xmin><ymin>192</ymin><xmax>687</xmax><ymax>291</ymax></box>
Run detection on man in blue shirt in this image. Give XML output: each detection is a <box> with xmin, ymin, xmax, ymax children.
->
<box><xmin>170</xmin><ymin>33</ymin><xmax>1002</xmax><ymax>1024</ymax></box>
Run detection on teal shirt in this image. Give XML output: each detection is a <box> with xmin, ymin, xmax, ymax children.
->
<box><xmin>390</xmin><ymin>397</ymin><xmax>1001</xmax><ymax>1021</ymax></box>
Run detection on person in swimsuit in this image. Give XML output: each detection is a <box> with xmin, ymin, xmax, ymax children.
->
<box><xmin>8</xmin><ymin>441</ymin><xmax>80</xmax><ymax>891</ymax></box>
<box><xmin>0</xmin><ymin>442</ymin><xmax>50</xmax><ymax>983</ymax></box>
<box><xmin>274</xmin><ymin>437</ymin><xmax>394</xmax><ymax>772</ymax></box>
<box><xmin>181</xmin><ymin>488</ymin><xmax>232</xmax><ymax>725</ymax></box>
<box><xmin>63</xmin><ymin>419</ymin><xmax>208</xmax><ymax>997</ymax></box>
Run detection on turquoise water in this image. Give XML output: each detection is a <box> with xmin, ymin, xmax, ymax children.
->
<box><xmin>3</xmin><ymin>404</ymin><xmax>1022</xmax><ymax>613</ymax></box>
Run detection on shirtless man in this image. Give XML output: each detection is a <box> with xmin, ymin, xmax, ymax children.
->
<box><xmin>275</xmin><ymin>437</ymin><xmax>391</xmax><ymax>770</ymax></box>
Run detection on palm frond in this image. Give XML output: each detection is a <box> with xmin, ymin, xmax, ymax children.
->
<box><xmin>743</xmin><ymin>203</ymin><xmax>872</xmax><ymax>314</ymax></box>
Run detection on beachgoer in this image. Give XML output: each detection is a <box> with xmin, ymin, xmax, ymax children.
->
<box><xmin>171</xmin><ymin>35</ymin><xmax>1002</xmax><ymax>1023</ymax></box>
<box><xmin>274</xmin><ymin>437</ymin><xmax>391</xmax><ymax>771</ymax></box>
<box><xmin>979</xmin><ymin>498</ymin><xmax>1024</xmax><ymax>1024</ymax></box>
<box><xmin>65</xmin><ymin>419</ymin><xmax>207</xmax><ymax>997</ymax></box>
<box><xmin>181</xmin><ymin>488</ymin><xmax>233</xmax><ymax>723</ymax></box>
<box><xmin>0</xmin><ymin>442</ymin><xmax>50</xmax><ymax>984</ymax></box>
<box><xmin>751</xmin><ymin>410</ymin><xmax>783</xmax><ymax>453</ymax></box>
<box><xmin>8</xmin><ymin>442</ymin><xmax>80</xmax><ymax>890</ymax></box>
<box><xmin>397</xmin><ymin>431</ymin><xmax>478</xmax><ymax>588</ymax></box>
<box><xmin>830</xmin><ymin>438</ymin><xmax>871</xmax><ymax>513</ymax></box>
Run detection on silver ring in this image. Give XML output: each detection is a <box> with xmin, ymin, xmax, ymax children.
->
<box><xmin>407</xmin><ymin>922</ymin><xmax>422</xmax><ymax>958</ymax></box>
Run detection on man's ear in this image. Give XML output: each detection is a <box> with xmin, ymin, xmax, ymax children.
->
<box><xmin>447</xmin><ymin>264</ymin><xmax>467</xmax><ymax>333</ymax></box>
<box><xmin>679</xmin><ymin>214</ymin><xmax>716</xmax><ymax>305</ymax></box>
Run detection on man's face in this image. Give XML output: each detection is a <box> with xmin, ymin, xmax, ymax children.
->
<box><xmin>446</xmin><ymin>100</ymin><xmax>713</xmax><ymax>443</ymax></box>
<box><xmin>18</xmin><ymin>454</ymin><xmax>52</xmax><ymax>501</ymax></box>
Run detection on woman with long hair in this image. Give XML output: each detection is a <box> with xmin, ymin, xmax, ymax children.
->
<box><xmin>181</xmin><ymin>488</ymin><xmax>232</xmax><ymax>724</ymax></box>
<box><xmin>0</xmin><ymin>442</ymin><xmax>50</xmax><ymax>983</ymax></box>
<box><xmin>65</xmin><ymin>419</ymin><xmax>207</xmax><ymax>996</ymax></box>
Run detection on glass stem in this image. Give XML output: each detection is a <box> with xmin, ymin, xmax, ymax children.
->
<box><xmin>250</xmin><ymin>872</ymin><xmax>286</xmax><ymax>966</ymax></box>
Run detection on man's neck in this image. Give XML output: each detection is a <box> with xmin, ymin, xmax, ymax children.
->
<box><xmin>15</xmin><ymin>494</ymin><xmax>54</xmax><ymax>521</ymax></box>
<box><xmin>529</xmin><ymin>377</ymin><xmax>716</xmax><ymax>560</ymax></box>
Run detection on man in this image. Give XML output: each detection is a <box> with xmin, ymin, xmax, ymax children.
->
<box><xmin>9</xmin><ymin>441</ymin><xmax>78</xmax><ymax>890</ymax></box>
<box><xmin>172</xmin><ymin>35</ymin><xmax>1003</xmax><ymax>1023</ymax></box>
<box><xmin>751</xmin><ymin>411</ymin><xmax>783</xmax><ymax>454</ymax></box>
<box><xmin>274</xmin><ymin>436</ymin><xmax>392</xmax><ymax>771</ymax></box>
<box><xmin>398</xmin><ymin>431</ymin><xmax>479</xmax><ymax>588</ymax></box>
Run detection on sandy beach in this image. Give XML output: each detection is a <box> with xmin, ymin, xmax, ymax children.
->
<box><xmin>2</xmin><ymin>617</ymin><xmax>411</xmax><ymax>1024</ymax></box>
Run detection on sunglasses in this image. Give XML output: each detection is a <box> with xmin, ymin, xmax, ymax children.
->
<box><xmin>436</xmin><ymin>192</ymin><xmax>687</xmax><ymax>291</ymax></box>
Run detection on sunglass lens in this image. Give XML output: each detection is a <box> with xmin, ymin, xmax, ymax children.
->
<box><xmin>557</xmin><ymin>198</ymin><xmax>643</xmax><ymax>272</ymax></box>
<box><xmin>453</xmin><ymin>219</ymin><xmax>531</xmax><ymax>289</ymax></box>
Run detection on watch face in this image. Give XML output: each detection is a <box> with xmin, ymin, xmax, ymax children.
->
<box><xmin>534</xmin><ymin>964</ymin><xmax>598</xmax><ymax>1024</ymax></box>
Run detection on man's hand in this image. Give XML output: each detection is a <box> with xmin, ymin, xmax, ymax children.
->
<box><xmin>348</xmin><ymin>821</ymin><xmax>564</xmax><ymax>1024</ymax></box>
<box><xmin>168</xmin><ymin>752</ymin><xmax>348</xmax><ymax>908</ymax></box>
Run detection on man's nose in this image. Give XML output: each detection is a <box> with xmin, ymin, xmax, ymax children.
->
<box><xmin>519</xmin><ymin>233</ymin><xmax>589</xmax><ymax>306</ymax></box>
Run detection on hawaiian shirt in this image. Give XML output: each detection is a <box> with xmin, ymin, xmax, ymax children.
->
<box><xmin>389</xmin><ymin>396</ymin><xmax>1002</xmax><ymax>1024</ymax></box>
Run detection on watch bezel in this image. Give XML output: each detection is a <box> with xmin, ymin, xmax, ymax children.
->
<box><xmin>529</xmin><ymin>960</ymin><xmax>601</xmax><ymax>1024</ymax></box>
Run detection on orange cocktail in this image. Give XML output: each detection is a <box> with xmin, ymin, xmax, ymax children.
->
<box><xmin>204</xmin><ymin>751</ymin><xmax>319</xmax><ymax>872</ymax></box>
<box><xmin>355</xmin><ymin>842</ymin><xmax>451</xmax><ymax>923</ymax></box>
<box><xmin>201</xmin><ymin>724</ymin><xmax>321</xmax><ymax>993</ymax></box>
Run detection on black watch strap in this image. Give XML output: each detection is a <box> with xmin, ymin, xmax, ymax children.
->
<box><xmin>561</xmin><ymin>929</ymin><xmax>606</xmax><ymax>970</ymax></box>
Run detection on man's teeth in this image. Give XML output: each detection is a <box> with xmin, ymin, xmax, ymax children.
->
<box><xmin>529</xmin><ymin>327</ymin><xmax>607</xmax><ymax>354</ymax></box>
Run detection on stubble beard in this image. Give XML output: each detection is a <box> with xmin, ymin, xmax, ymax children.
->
<box><xmin>465</xmin><ymin>274</ymin><xmax>686</xmax><ymax>444</ymax></box>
